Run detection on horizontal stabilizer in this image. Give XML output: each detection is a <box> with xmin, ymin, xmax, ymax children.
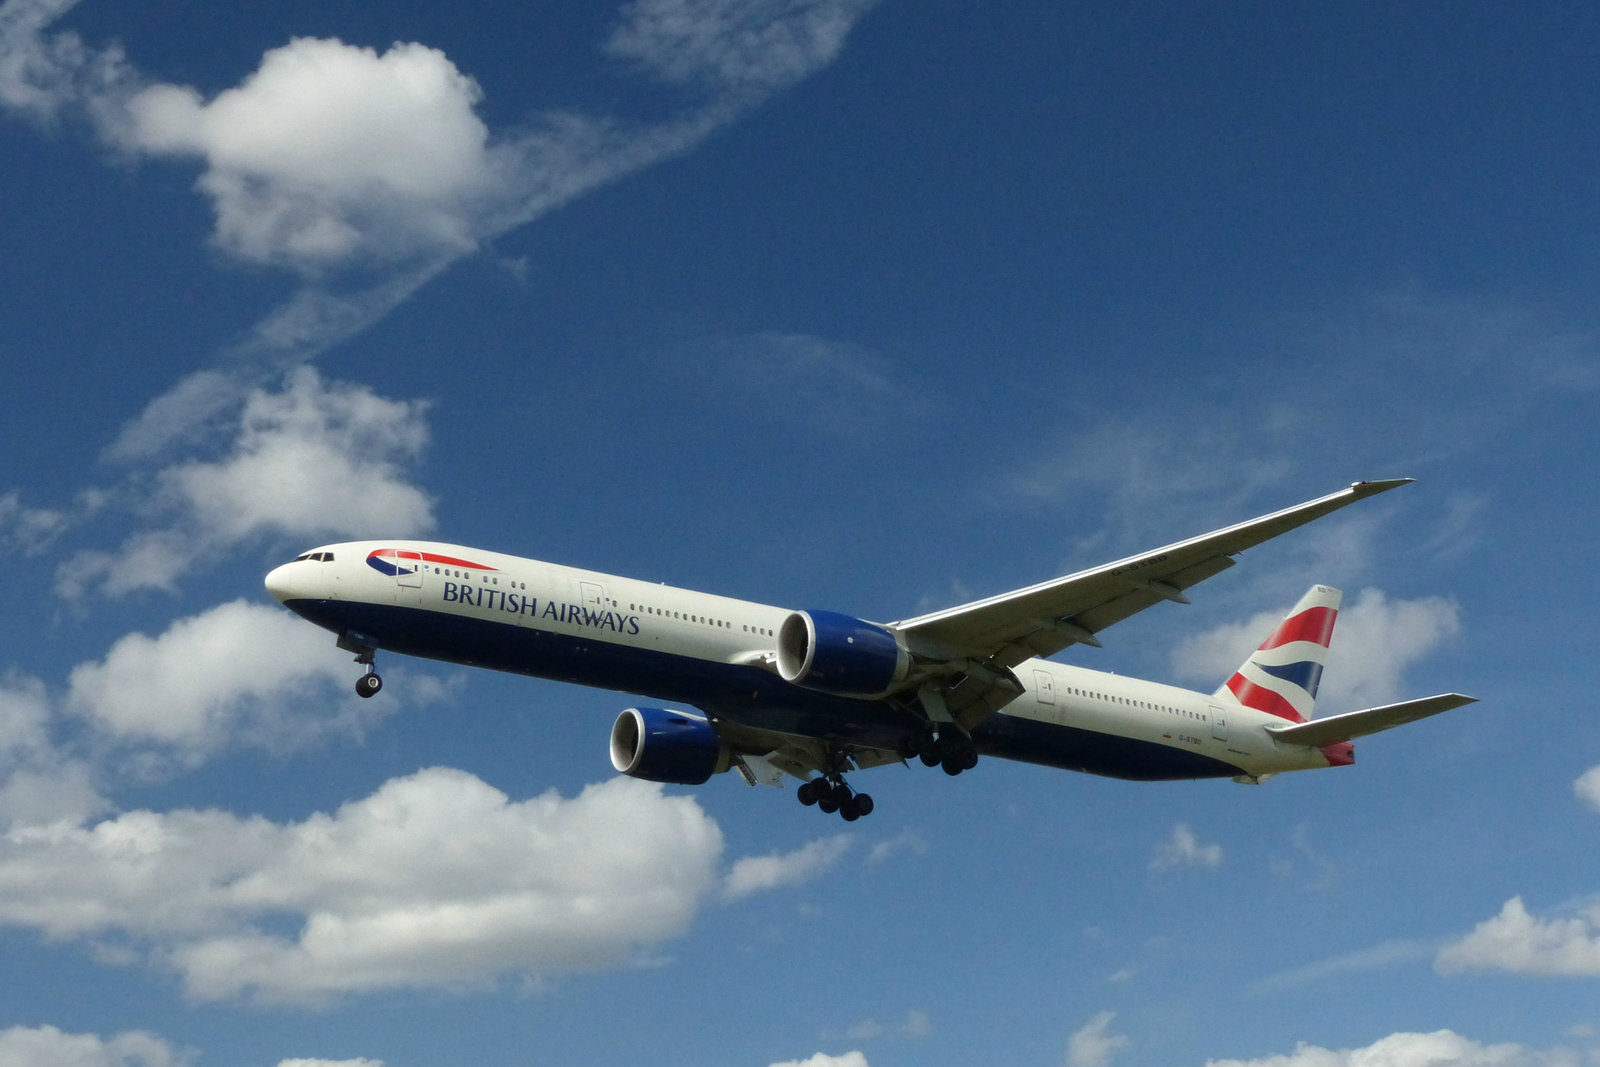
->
<box><xmin>1265</xmin><ymin>693</ymin><xmax>1478</xmax><ymax>747</ymax></box>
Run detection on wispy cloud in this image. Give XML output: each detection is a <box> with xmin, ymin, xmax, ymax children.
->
<box><xmin>1064</xmin><ymin>1011</ymin><xmax>1129</xmax><ymax>1067</ymax></box>
<box><xmin>1246</xmin><ymin>938</ymin><xmax>1433</xmax><ymax>996</ymax></box>
<box><xmin>724</xmin><ymin>834</ymin><xmax>854</xmax><ymax>899</ymax></box>
<box><xmin>1149</xmin><ymin>822</ymin><xmax>1222</xmax><ymax>871</ymax></box>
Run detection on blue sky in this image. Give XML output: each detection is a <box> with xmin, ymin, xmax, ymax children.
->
<box><xmin>2</xmin><ymin>1</ymin><xmax>1598</xmax><ymax>1065</ymax></box>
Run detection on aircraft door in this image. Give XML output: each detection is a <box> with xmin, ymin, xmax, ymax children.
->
<box><xmin>1033</xmin><ymin>669</ymin><xmax>1059</xmax><ymax>722</ymax></box>
<box><xmin>580</xmin><ymin>581</ymin><xmax>605</xmax><ymax>610</ymax></box>
<box><xmin>1210</xmin><ymin>705</ymin><xmax>1228</xmax><ymax>742</ymax></box>
<box><xmin>396</xmin><ymin>550</ymin><xmax>423</xmax><ymax>589</ymax></box>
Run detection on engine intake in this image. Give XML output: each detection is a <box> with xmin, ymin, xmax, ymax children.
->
<box><xmin>776</xmin><ymin>610</ymin><xmax>909</xmax><ymax>697</ymax></box>
<box><xmin>609</xmin><ymin>707</ymin><xmax>730</xmax><ymax>785</ymax></box>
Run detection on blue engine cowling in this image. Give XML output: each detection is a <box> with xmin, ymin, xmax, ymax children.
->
<box><xmin>609</xmin><ymin>707</ymin><xmax>729</xmax><ymax>785</ymax></box>
<box><xmin>776</xmin><ymin>610</ymin><xmax>910</xmax><ymax>697</ymax></box>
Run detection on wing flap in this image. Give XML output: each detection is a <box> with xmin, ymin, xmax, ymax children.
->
<box><xmin>1265</xmin><ymin>693</ymin><xmax>1478</xmax><ymax>747</ymax></box>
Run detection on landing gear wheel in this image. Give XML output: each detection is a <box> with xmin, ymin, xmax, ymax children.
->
<box><xmin>355</xmin><ymin>672</ymin><xmax>383</xmax><ymax>699</ymax></box>
<box><xmin>852</xmin><ymin>792</ymin><xmax>874</xmax><ymax>818</ymax></box>
<box><xmin>797</xmin><ymin>780</ymin><xmax>822</xmax><ymax>806</ymax></box>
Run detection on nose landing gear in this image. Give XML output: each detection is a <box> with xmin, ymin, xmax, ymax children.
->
<box><xmin>338</xmin><ymin>631</ymin><xmax>383</xmax><ymax>699</ymax></box>
<box><xmin>355</xmin><ymin>667</ymin><xmax>382</xmax><ymax>699</ymax></box>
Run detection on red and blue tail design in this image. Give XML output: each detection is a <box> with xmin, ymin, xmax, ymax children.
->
<box><xmin>1215</xmin><ymin>585</ymin><xmax>1341</xmax><ymax>724</ymax></box>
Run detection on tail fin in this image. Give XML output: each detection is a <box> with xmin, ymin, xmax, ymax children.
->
<box><xmin>1215</xmin><ymin>585</ymin><xmax>1341</xmax><ymax>724</ymax></box>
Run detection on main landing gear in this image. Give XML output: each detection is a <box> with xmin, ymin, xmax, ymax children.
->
<box><xmin>797</xmin><ymin>775</ymin><xmax>874</xmax><ymax>821</ymax></box>
<box><xmin>901</xmin><ymin>728</ymin><xmax>979</xmax><ymax>776</ymax></box>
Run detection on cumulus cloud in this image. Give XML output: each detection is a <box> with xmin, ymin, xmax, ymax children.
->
<box><xmin>1172</xmin><ymin>587</ymin><xmax>1463</xmax><ymax>709</ymax></box>
<box><xmin>1065</xmin><ymin>1011</ymin><xmax>1129</xmax><ymax>1067</ymax></box>
<box><xmin>768</xmin><ymin>1054</ymin><xmax>869</xmax><ymax>1067</ymax></box>
<box><xmin>1150</xmin><ymin>823</ymin><xmax>1222</xmax><ymax>871</ymax></box>
<box><xmin>724</xmin><ymin>834</ymin><xmax>854</xmax><ymax>899</ymax></box>
<box><xmin>1205</xmin><ymin>1028</ymin><xmax>1582</xmax><ymax>1067</ymax></box>
<box><xmin>1435</xmin><ymin>896</ymin><xmax>1600</xmax><ymax>977</ymax></box>
<box><xmin>161</xmin><ymin>366</ymin><xmax>433</xmax><ymax>544</ymax></box>
<box><xmin>0</xmin><ymin>771</ymin><xmax>724</xmax><ymax>1004</ymax></box>
<box><xmin>0</xmin><ymin>1024</ymin><xmax>188</xmax><ymax>1067</ymax></box>
<box><xmin>120</xmin><ymin>38</ymin><xmax>492</xmax><ymax>269</ymax></box>
<box><xmin>64</xmin><ymin>599</ymin><xmax>388</xmax><ymax>762</ymax></box>
<box><xmin>59</xmin><ymin>367</ymin><xmax>433</xmax><ymax>599</ymax></box>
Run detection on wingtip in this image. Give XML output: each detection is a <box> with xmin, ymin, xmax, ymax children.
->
<box><xmin>1350</xmin><ymin>477</ymin><xmax>1416</xmax><ymax>496</ymax></box>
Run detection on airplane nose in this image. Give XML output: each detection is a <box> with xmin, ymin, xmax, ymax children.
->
<box><xmin>264</xmin><ymin>563</ymin><xmax>296</xmax><ymax>603</ymax></box>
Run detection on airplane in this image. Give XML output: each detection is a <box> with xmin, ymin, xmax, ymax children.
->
<box><xmin>264</xmin><ymin>479</ymin><xmax>1475</xmax><ymax>820</ymax></box>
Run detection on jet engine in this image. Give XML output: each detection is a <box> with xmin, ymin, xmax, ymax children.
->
<box><xmin>609</xmin><ymin>707</ymin><xmax>730</xmax><ymax>785</ymax></box>
<box><xmin>776</xmin><ymin>610</ymin><xmax>910</xmax><ymax>698</ymax></box>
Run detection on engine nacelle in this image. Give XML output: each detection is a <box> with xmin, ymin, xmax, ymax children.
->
<box><xmin>776</xmin><ymin>610</ymin><xmax>910</xmax><ymax>697</ymax></box>
<box><xmin>609</xmin><ymin>707</ymin><xmax>730</xmax><ymax>785</ymax></box>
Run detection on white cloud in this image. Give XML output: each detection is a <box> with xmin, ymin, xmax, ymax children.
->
<box><xmin>1150</xmin><ymin>823</ymin><xmax>1222</xmax><ymax>871</ymax></box>
<box><xmin>1575</xmin><ymin>766</ymin><xmax>1600</xmax><ymax>812</ymax></box>
<box><xmin>0</xmin><ymin>671</ymin><xmax>108</xmax><ymax>830</ymax></box>
<box><xmin>768</xmin><ymin>1054</ymin><xmax>869</xmax><ymax>1067</ymax></box>
<box><xmin>1171</xmin><ymin>587</ymin><xmax>1463</xmax><ymax>709</ymax></box>
<box><xmin>1065</xmin><ymin>1011</ymin><xmax>1129</xmax><ymax>1067</ymax></box>
<box><xmin>162</xmin><ymin>366</ymin><xmax>433</xmax><ymax>544</ymax></box>
<box><xmin>1205</xmin><ymin>1029</ymin><xmax>1582</xmax><ymax>1067</ymax></box>
<box><xmin>1435</xmin><ymin>896</ymin><xmax>1600</xmax><ymax>977</ymax></box>
<box><xmin>60</xmin><ymin>367</ymin><xmax>434</xmax><ymax>599</ymax></box>
<box><xmin>0</xmin><ymin>1024</ymin><xmax>188</xmax><ymax>1067</ymax></box>
<box><xmin>120</xmin><ymin>38</ymin><xmax>491</xmax><ymax>269</ymax></box>
<box><xmin>277</xmin><ymin>1060</ymin><xmax>382</xmax><ymax>1067</ymax></box>
<box><xmin>64</xmin><ymin>599</ymin><xmax>390</xmax><ymax>761</ymax></box>
<box><xmin>724</xmin><ymin>834</ymin><xmax>854</xmax><ymax>899</ymax></box>
<box><xmin>0</xmin><ymin>771</ymin><xmax>724</xmax><ymax>1004</ymax></box>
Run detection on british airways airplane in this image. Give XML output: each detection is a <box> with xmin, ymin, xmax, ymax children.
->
<box><xmin>265</xmin><ymin>480</ymin><xmax>1474</xmax><ymax>820</ymax></box>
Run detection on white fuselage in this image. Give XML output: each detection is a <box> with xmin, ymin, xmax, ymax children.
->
<box><xmin>265</xmin><ymin>540</ymin><xmax>1339</xmax><ymax>783</ymax></box>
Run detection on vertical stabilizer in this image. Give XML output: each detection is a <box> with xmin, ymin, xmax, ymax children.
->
<box><xmin>1215</xmin><ymin>585</ymin><xmax>1341</xmax><ymax>724</ymax></box>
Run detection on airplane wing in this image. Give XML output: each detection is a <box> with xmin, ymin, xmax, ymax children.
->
<box><xmin>1265</xmin><ymin>693</ymin><xmax>1478</xmax><ymax>747</ymax></box>
<box><xmin>891</xmin><ymin>480</ymin><xmax>1412</xmax><ymax>724</ymax></box>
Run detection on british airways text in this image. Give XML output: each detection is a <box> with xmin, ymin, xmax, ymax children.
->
<box><xmin>441</xmin><ymin>581</ymin><xmax>641</xmax><ymax>635</ymax></box>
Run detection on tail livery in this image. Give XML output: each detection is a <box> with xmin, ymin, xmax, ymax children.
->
<box><xmin>1219</xmin><ymin>585</ymin><xmax>1340</xmax><ymax>725</ymax></box>
<box><xmin>1221</xmin><ymin>584</ymin><xmax>1477</xmax><ymax>764</ymax></box>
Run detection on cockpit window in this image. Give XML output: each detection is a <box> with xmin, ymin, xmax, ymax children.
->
<box><xmin>291</xmin><ymin>552</ymin><xmax>336</xmax><ymax>563</ymax></box>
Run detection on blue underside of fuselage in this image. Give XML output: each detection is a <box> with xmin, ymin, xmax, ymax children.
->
<box><xmin>282</xmin><ymin>598</ymin><xmax>1245</xmax><ymax>782</ymax></box>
